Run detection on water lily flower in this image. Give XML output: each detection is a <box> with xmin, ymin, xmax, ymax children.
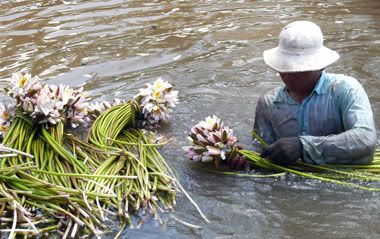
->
<box><xmin>164</xmin><ymin>90</ymin><xmax>179</xmax><ymax>108</ymax></box>
<box><xmin>0</xmin><ymin>104</ymin><xmax>12</xmax><ymax>122</ymax></box>
<box><xmin>22</xmin><ymin>84</ymin><xmax>63</xmax><ymax>125</ymax></box>
<box><xmin>68</xmin><ymin>103</ymin><xmax>91</xmax><ymax>128</ymax></box>
<box><xmin>87</xmin><ymin>98</ymin><xmax>125</xmax><ymax>119</ymax></box>
<box><xmin>8</xmin><ymin>72</ymin><xmax>40</xmax><ymax>98</ymax></box>
<box><xmin>0</xmin><ymin>103</ymin><xmax>14</xmax><ymax>139</ymax></box>
<box><xmin>134</xmin><ymin>78</ymin><xmax>179</xmax><ymax>127</ymax></box>
<box><xmin>0</xmin><ymin>125</ymin><xmax>9</xmax><ymax>137</ymax></box>
<box><xmin>198</xmin><ymin>115</ymin><xmax>220</xmax><ymax>131</ymax></box>
<box><xmin>88</xmin><ymin>102</ymin><xmax>105</xmax><ymax>114</ymax></box>
<box><xmin>184</xmin><ymin>115</ymin><xmax>239</xmax><ymax>166</ymax></box>
<box><xmin>152</xmin><ymin>77</ymin><xmax>172</xmax><ymax>92</ymax></box>
<box><xmin>21</xmin><ymin>97</ymin><xmax>35</xmax><ymax>113</ymax></box>
<box><xmin>36</xmin><ymin>94</ymin><xmax>56</xmax><ymax>116</ymax></box>
<box><xmin>57</xmin><ymin>85</ymin><xmax>75</xmax><ymax>105</ymax></box>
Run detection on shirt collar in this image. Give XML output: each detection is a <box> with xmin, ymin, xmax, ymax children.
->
<box><xmin>274</xmin><ymin>70</ymin><xmax>328</xmax><ymax>103</ymax></box>
<box><xmin>313</xmin><ymin>70</ymin><xmax>328</xmax><ymax>95</ymax></box>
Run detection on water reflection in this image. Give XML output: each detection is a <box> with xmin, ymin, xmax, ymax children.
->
<box><xmin>0</xmin><ymin>0</ymin><xmax>379</xmax><ymax>238</ymax></box>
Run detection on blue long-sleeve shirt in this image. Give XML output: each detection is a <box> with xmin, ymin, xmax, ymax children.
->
<box><xmin>253</xmin><ymin>71</ymin><xmax>377</xmax><ymax>165</ymax></box>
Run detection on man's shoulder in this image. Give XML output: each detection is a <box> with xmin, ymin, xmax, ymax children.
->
<box><xmin>324</xmin><ymin>72</ymin><xmax>363</xmax><ymax>92</ymax></box>
<box><xmin>259</xmin><ymin>86</ymin><xmax>283</xmax><ymax>104</ymax></box>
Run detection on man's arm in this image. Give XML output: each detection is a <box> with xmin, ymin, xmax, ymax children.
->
<box><xmin>253</xmin><ymin>95</ymin><xmax>276</xmax><ymax>146</ymax></box>
<box><xmin>300</xmin><ymin>85</ymin><xmax>377</xmax><ymax>165</ymax></box>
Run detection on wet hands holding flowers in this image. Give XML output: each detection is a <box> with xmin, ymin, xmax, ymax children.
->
<box><xmin>260</xmin><ymin>137</ymin><xmax>303</xmax><ymax>166</ymax></box>
<box><xmin>185</xmin><ymin>116</ymin><xmax>380</xmax><ymax>193</ymax></box>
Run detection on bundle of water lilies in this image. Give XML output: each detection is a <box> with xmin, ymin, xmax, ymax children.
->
<box><xmin>184</xmin><ymin>115</ymin><xmax>239</xmax><ymax>168</ymax></box>
<box><xmin>184</xmin><ymin>115</ymin><xmax>380</xmax><ymax>191</ymax></box>
<box><xmin>0</xmin><ymin>72</ymin><xmax>206</xmax><ymax>238</ymax></box>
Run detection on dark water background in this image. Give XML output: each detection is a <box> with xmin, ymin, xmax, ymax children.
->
<box><xmin>0</xmin><ymin>0</ymin><xmax>379</xmax><ymax>238</ymax></box>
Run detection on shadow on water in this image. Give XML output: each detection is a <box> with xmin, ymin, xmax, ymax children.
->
<box><xmin>0</xmin><ymin>0</ymin><xmax>379</xmax><ymax>238</ymax></box>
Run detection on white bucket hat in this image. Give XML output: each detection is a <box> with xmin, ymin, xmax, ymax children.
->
<box><xmin>263</xmin><ymin>21</ymin><xmax>340</xmax><ymax>73</ymax></box>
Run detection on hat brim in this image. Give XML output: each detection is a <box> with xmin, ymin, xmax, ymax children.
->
<box><xmin>263</xmin><ymin>46</ymin><xmax>340</xmax><ymax>73</ymax></box>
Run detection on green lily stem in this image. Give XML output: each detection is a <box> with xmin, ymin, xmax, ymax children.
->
<box><xmin>30</xmin><ymin>169</ymin><xmax>138</xmax><ymax>179</ymax></box>
<box><xmin>239</xmin><ymin>150</ymin><xmax>380</xmax><ymax>192</ymax></box>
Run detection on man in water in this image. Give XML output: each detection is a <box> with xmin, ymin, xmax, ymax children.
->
<box><xmin>230</xmin><ymin>20</ymin><xmax>377</xmax><ymax>168</ymax></box>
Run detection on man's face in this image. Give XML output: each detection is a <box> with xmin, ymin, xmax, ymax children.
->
<box><xmin>279</xmin><ymin>71</ymin><xmax>321</xmax><ymax>92</ymax></box>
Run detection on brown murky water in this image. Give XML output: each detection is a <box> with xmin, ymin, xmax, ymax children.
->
<box><xmin>0</xmin><ymin>0</ymin><xmax>379</xmax><ymax>238</ymax></box>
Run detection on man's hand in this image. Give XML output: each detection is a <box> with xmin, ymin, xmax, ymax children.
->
<box><xmin>228</xmin><ymin>155</ymin><xmax>248</xmax><ymax>170</ymax></box>
<box><xmin>260</xmin><ymin>137</ymin><xmax>303</xmax><ymax>165</ymax></box>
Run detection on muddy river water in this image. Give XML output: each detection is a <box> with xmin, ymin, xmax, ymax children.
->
<box><xmin>0</xmin><ymin>0</ymin><xmax>379</xmax><ymax>238</ymax></box>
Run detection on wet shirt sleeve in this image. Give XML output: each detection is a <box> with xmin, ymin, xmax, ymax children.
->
<box><xmin>300</xmin><ymin>82</ymin><xmax>377</xmax><ymax>165</ymax></box>
<box><xmin>253</xmin><ymin>95</ymin><xmax>276</xmax><ymax>147</ymax></box>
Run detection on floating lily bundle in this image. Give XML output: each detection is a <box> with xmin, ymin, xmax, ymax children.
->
<box><xmin>183</xmin><ymin>115</ymin><xmax>239</xmax><ymax>167</ymax></box>
<box><xmin>2</xmin><ymin>72</ymin><xmax>93</xmax><ymax>187</ymax></box>
<box><xmin>0</xmin><ymin>73</ymin><xmax>206</xmax><ymax>238</ymax></box>
<box><xmin>84</xmin><ymin>79</ymin><xmax>208</xmax><ymax>225</ymax></box>
<box><xmin>185</xmin><ymin>115</ymin><xmax>380</xmax><ymax>191</ymax></box>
